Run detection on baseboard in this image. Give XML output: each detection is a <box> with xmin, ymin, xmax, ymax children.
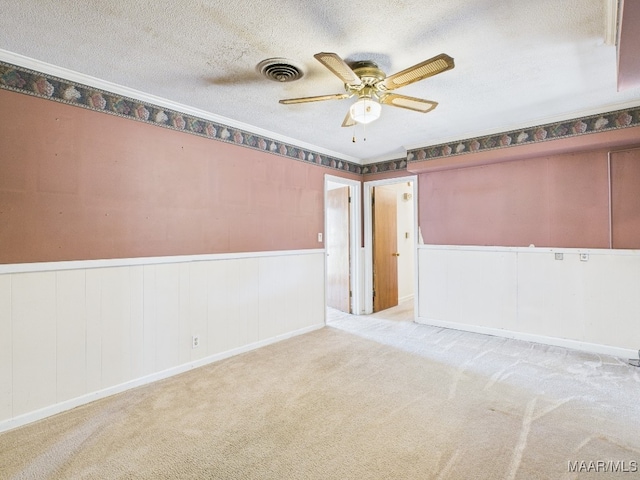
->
<box><xmin>398</xmin><ymin>294</ymin><xmax>414</xmax><ymax>303</ymax></box>
<box><xmin>0</xmin><ymin>323</ymin><xmax>324</xmax><ymax>434</ymax></box>
<box><xmin>416</xmin><ymin>316</ymin><xmax>637</xmax><ymax>360</ymax></box>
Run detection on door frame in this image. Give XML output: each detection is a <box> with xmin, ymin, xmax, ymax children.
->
<box><xmin>324</xmin><ymin>174</ymin><xmax>362</xmax><ymax>316</ymax></box>
<box><xmin>363</xmin><ymin>175</ymin><xmax>419</xmax><ymax>315</ymax></box>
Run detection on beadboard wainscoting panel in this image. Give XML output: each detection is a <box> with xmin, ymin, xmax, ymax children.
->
<box><xmin>417</xmin><ymin>246</ymin><xmax>640</xmax><ymax>356</ymax></box>
<box><xmin>188</xmin><ymin>261</ymin><xmax>210</xmax><ymax>363</ymax></box>
<box><xmin>152</xmin><ymin>263</ymin><xmax>182</xmax><ymax>372</ymax></box>
<box><xmin>55</xmin><ymin>269</ymin><xmax>88</xmax><ymax>403</ymax></box>
<box><xmin>517</xmin><ymin>251</ymin><xmax>587</xmax><ymax>339</ymax></box>
<box><xmin>207</xmin><ymin>257</ymin><xmax>260</xmax><ymax>356</ymax></box>
<box><xmin>129</xmin><ymin>266</ymin><xmax>145</xmax><ymax>381</ymax></box>
<box><xmin>0</xmin><ymin>250</ymin><xmax>325</xmax><ymax>433</ymax></box>
<box><xmin>294</xmin><ymin>252</ymin><xmax>326</xmax><ymax>332</ymax></box>
<box><xmin>419</xmin><ymin>248</ymin><xmax>518</xmax><ymax>330</ymax></box>
<box><xmin>85</xmin><ymin>269</ymin><xmax>103</xmax><ymax>394</ymax></box>
<box><xmin>11</xmin><ymin>272</ymin><xmax>57</xmax><ymax>417</ymax></box>
<box><xmin>99</xmin><ymin>267</ymin><xmax>135</xmax><ymax>390</ymax></box>
<box><xmin>581</xmin><ymin>254</ymin><xmax>640</xmax><ymax>349</ymax></box>
<box><xmin>258</xmin><ymin>255</ymin><xmax>286</xmax><ymax>341</ymax></box>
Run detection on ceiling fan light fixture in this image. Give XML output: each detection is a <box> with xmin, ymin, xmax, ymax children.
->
<box><xmin>349</xmin><ymin>97</ymin><xmax>381</xmax><ymax>124</ymax></box>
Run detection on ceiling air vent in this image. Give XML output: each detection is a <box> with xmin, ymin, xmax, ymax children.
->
<box><xmin>257</xmin><ymin>58</ymin><xmax>305</xmax><ymax>82</ymax></box>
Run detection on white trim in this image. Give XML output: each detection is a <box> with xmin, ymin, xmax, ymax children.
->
<box><xmin>0</xmin><ymin>49</ymin><xmax>361</xmax><ymax>165</ymax></box>
<box><xmin>324</xmin><ymin>175</ymin><xmax>362</xmax><ymax>315</ymax></box>
<box><xmin>416</xmin><ymin>316</ymin><xmax>636</xmax><ymax>360</ymax></box>
<box><xmin>363</xmin><ymin>175</ymin><xmax>419</xmax><ymax>315</ymax></box>
<box><xmin>608</xmin><ymin>151</ymin><xmax>614</xmax><ymax>249</ymax></box>
<box><xmin>417</xmin><ymin>244</ymin><xmax>640</xmax><ymax>255</ymax></box>
<box><xmin>398</xmin><ymin>294</ymin><xmax>415</xmax><ymax>304</ymax></box>
<box><xmin>0</xmin><ymin>249</ymin><xmax>325</xmax><ymax>275</ymax></box>
<box><xmin>605</xmin><ymin>0</ymin><xmax>619</xmax><ymax>46</ymax></box>
<box><xmin>0</xmin><ymin>322</ymin><xmax>324</xmax><ymax>434</ymax></box>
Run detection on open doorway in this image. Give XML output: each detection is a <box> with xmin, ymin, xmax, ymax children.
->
<box><xmin>324</xmin><ymin>175</ymin><xmax>361</xmax><ymax>316</ymax></box>
<box><xmin>364</xmin><ymin>176</ymin><xmax>418</xmax><ymax>315</ymax></box>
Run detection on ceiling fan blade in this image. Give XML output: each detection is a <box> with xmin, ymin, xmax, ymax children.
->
<box><xmin>314</xmin><ymin>52</ymin><xmax>363</xmax><ymax>87</ymax></box>
<box><xmin>341</xmin><ymin>111</ymin><xmax>356</xmax><ymax>127</ymax></box>
<box><xmin>279</xmin><ymin>93</ymin><xmax>351</xmax><ymax>104</ymax></box>
<box><xmin>380</xmin><ymin>93</ymin><xmax>438</xmax><ymax>113</ymax></box>
<box><xmin>381</xmin><ymin>54</ymin><xmax>454</xmax><ymax>90</ymax></box>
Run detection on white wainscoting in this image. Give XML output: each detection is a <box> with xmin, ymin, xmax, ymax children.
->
<box><xmin>417</xmin><ymin>245</ymin><xmax>640</xmax><ymax>358</ymax></box>
<box><xmin>0</xmin><ymin>250</ymin><xmax>325</xmax><ymax>433</ymax></box>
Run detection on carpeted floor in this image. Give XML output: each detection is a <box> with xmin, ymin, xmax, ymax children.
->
<box><xmin>1</xmin><ymin>301</ymin><xmax>639</xmax><ymax>479</ymax></box>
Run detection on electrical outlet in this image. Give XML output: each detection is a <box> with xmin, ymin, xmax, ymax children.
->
<box><xmin>192</xmin><ymin>335</ymin><xmax>200</xmax><ymax>349</ymax></box>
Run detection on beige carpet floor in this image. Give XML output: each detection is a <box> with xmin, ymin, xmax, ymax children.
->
<box><xmin>1</xmin><ymin>301</ymin><xmax>639</xmax><ymax>479</ymax></box>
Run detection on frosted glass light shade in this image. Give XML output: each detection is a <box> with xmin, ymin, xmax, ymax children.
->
<box><xmin>349</xmin><ymin>97</ymin><xmax>381</xmax><ymax>124</ymax></box>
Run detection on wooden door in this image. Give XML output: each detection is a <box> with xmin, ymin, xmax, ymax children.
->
<box><xmin>372</xmin><ymin>186</ymin><xmax>398</xmax><ymax>312</ymax></box>
<box><xmin>327</xmin><ymin>186</ymin><xmax>351</xmax><ymax>312</ymax></box>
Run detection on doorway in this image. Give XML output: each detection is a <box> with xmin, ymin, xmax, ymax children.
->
<box><xmin>364</xmin><ymin>176</ymin><xmax>418</xmax><ymax>315</ymax></box>
<box><xmin>324</xmin><ymin>175</ymin><xmax>361</xmax><ymax>315</ymax></box>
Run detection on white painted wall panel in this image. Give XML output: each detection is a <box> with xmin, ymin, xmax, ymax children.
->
<box><xmin>129</xmin><ymin>266</ymin><xmax>145</xmax><ymax>380</ymax></box>
<box><xmin>154</xmin><ymin>263</ymin><xmax>181</xmax><ymax>371</ymax></box>
<box><xmin>418</xmin><ymin>246</ymin><xmax>640</xmax><ymax>356</ymax></box>
<box><xmin>420</xmin><ymin>249</ymin><xmax>517</xmax><ymax>330</ymax></box>
<box><xmin>0</xmin><ymin>251</ymin><xmax>325</xmax><ymax>433</ymax></box>
<box><xmin>279</xmin><ymin>256</ymin><xmax>298</xmax><ymax>336</ymax></box>
<box><xmin>258</xmin><ymin>256</ymin><xmax>282</xmax><ymax>340</ymax></box>
<box><xmin>11</xmin><ymin>272</ymin><xmax>57</xmax><ymax>416</ymax></box>
<box><xmin>56</xmin><ymin>270</ymin><xmax>87</xmax><ymax>403</ymax></box>
<box><xmin>418</xmin><ymin>246</ymin><xmax>448</xmax><ymax>320</ymax></box>
<box><xmin>142</xmin><ymin>265</ymin><xmax>157</xmax><ymax>375</ymax></box>
<box><xmin>207</xmin><ymin>258</ymin><xmax>235</xmax><ymax>355</ymax></box>
<box><xmin>100</xmin><ymin>267</ymin><xmax>133</xmax><ymax>389</ymax></box>
<box><xmin>520</xmin><ymin>252</ymin><xmax>593</xmax><ymax>339</ymax></box>
<box><xmin>85</xmin><ymin>269</ymin><xmax>102</xmax><ymax>393</ymax></box>
<box><xmin>295</xmin><ymin>253</ymin><xmax>325</xmax><ymax>331</ymax></box>
<box><xmin>0</xmin><ymin>276</ymin><xmax>11</xmax><ymax>421</ymax></box>
<box><xmin>582</xmin><ymin>254</ymin><xmax>640</xmax><ymax>349</ymax></box>
<box><xmin>177</xmin><ymin>264</ymin><xmax>191</xmax><ymax>365</ymax></box>
<box><xmin>207</xmin><ymin>258</ymin><xmax>259</xmax><ymax>355</ymax></box>
<box><xmin>189</xmin><ymin>262</ymin><xmax>209</xmax><ymax>361</ymax></box>
<box><xmin>239</xmin><ymin>258</ymin><xmax>260</xmax><ymax>345</ymax></box>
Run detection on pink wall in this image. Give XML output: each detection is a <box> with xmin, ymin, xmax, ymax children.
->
<box><xmin>611</xmin><ymin>148</ymin><xmax>640</xmax><ymax>248</ymax></box>
<box><xmin>363</xmin><ymin>170</ymin><xmax>411</xmax><ymax>182</ymax></box>
<box><xmin>418</xmin><ymin>150</ymin><xmax>613</xmax><ymax>248</ymax></box>
<box><xmin>0</xmin><ymin>89</ymin><xmax>359</xmax><ymax>263</ymax></box>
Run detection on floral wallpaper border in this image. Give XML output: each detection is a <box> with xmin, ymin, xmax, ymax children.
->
<box><xmin>0</xmin><ymin>60</ymin><xmax>363</xmax><ymax>175</ymax></box>
<box><xmin>407</xmin><ymin>106</ymin><xmax>640</xmax><ymax>162</ymax></box>
<box><xmin>361</xmin><ymin>157</ymin><xmax>407</xmax><ymax>176</ymax></box>
<box><xmin>4</xmin><ymin>59</ymin><xmax>638</xmax><ymax>175</ymax></box>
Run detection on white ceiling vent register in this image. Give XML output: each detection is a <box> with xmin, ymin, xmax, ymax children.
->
<box><xmin>256</xmin><ymin>58</ymin><xmax>305</xmax><ymax>82</ymax></box>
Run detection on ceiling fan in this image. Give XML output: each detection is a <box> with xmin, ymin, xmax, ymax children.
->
<box><xmin>279</xmin><ymin>52</ymin><xmax>455</xmax><ymax>127</ymax></box>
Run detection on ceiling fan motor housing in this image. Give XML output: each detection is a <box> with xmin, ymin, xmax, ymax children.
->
<box><xmin>347</xmin><ymin>61</ymin><xmax>387</xmax><ymax>96</ymax></box>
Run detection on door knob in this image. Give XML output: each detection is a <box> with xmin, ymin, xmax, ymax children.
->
<box><xmin>392</xmin><ymin>252</ymin><xmax>400</xmax><ymax>257</ymax></box>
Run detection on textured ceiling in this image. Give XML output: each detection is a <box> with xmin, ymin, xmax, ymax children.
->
<box><xmin>1</xmin><ymin>0</ymin><xmax>640</xmax><ymax>163</ymax></box>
